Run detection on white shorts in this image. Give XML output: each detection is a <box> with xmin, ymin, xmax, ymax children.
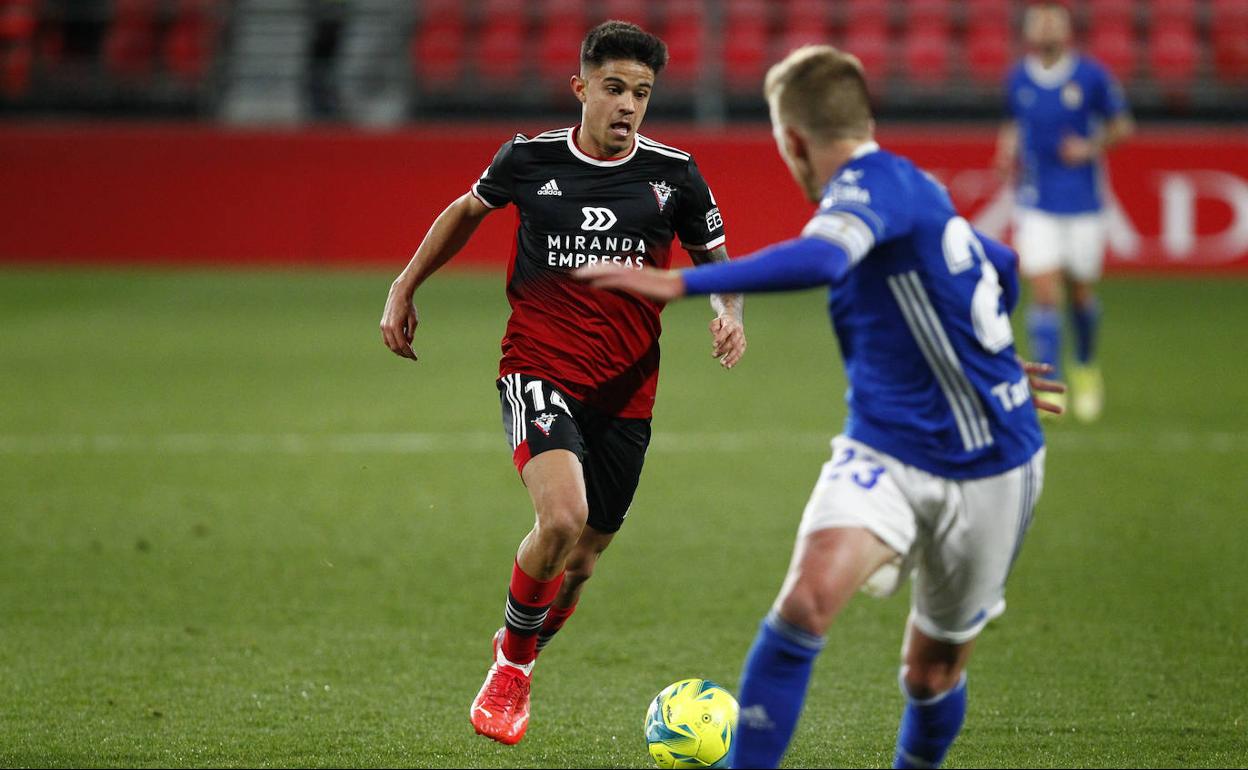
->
<box><xmin>1014</xmin><ymin>207</ymin><xmax>1107</xmax><ymax>282</ymax></box>
<box><xmin>798</xmin><ymin>435</ymin><xmax>1046</xmax><ymax>644</ymax></box>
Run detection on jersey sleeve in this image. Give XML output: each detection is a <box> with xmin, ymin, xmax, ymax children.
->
<box><xmin>800</xmin><ymin>158</ymin><xmax>913</xmax><ymax>267</ymax></box>
<box><xmin>470</xmin><ymin>136</ymin><xmax>519</xmax><ymax>209</ymax></box>
<box><xmin>1089</xmin><ymin>62</ymin><xmax>1128</xmax><ymax>119</ymax></box>
<box><xmin>673</xmin><ymin>158</ymin><xmax>726</xmax><ymax>254</ymax></box>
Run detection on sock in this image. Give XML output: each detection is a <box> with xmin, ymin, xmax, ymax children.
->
<box><xmin>728</xmin><ymin>610</ymin><xmax>824</xmax><ymax>769</ymax></box>
<box><xmin>536</xmin><ymin>601</ymin><xmax>577</xmax><ymax>653</ymax></box>
<box><xmin>1070</xmin><ymin>300</ymin><xmax>1100</xmax><ymax>365</ymax></box>
<box><xmin>1026</xmin><ymin>305</ymin><xmax>1062</xmax><ymax>379</ymax></box>
<box><xmin>501</xmin><ymin>559</ymin><xmax>564</xmax><ymax>668</ymax></box>
<box><xmin>893</xmin><ymin>671</ymin><xmax>968</xmax><ymax>769</ymax></box>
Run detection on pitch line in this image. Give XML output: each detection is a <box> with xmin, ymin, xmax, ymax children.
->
<box><xmin>0</xmin><ymin>430</ymin><xmax>1245</xmax><ymax>455</ymax></box>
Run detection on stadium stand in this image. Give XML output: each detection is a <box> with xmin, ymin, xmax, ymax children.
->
<box><xmin>1</xmin><ymin>0</ymin><xmax>1243</xmax><ymax>122</ymax></box>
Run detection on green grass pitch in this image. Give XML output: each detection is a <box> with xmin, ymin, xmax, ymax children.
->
<box><xmin>0</xmin><ymin>269</ymin><xmax>1245</xmax><ymax>768</ymax></box>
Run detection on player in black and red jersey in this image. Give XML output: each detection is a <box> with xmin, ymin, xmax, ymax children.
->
<box><xmin>379</xmin><ymin>21</ymin><xmax>745</xmax><ymax>746</ymax></box>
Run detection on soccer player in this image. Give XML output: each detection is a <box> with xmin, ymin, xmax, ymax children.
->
<box><xmin>994</xmin><ymin>1</ymin><xmax>1133</xmax><ymax>421</ymax></box>
<box><xmin>378</xmin><ymin>21</ymin><xmax>745</xmax><ymax>746</ymax></box>
<box><xmin>577</xmin><ymin>46</ymin><xmax>1064</xmax><ymax>769</ymax></box>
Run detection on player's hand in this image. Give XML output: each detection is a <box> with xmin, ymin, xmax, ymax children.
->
<box><xmin>572</xmin><ymin>264</ymin><xmax>687</xmax><ymax>303</ymax></box>
<box><xmin>709</xmin><ymin>314</ymin><xmax>746</xmax><ymax>369</ymax></box>
<box><xmin>1021</xmin><ymin>359</ymin><xmax>1067</xmax><ymax>415</ymax></box>
<box><xmin>380</xmin><ymin>282</ymin><xmax>420</xmax><ymax>361</ymax></box>
<box><xmin>1059</xmin><ymin>135</ymin><xmax>1097</xmax><ymax>166</ymax></box>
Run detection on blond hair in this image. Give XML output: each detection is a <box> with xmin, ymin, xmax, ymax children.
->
<box><xmin>764</xmin><ymin>45</ymin><xmax>873</xmax><ymax>142</ymax></box>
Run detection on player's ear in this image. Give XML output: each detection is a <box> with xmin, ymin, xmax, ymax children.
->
<box><xmin>571</xmin><ymin>74</ymin><xmax>587</xmax><ymax>104</ymax></box>
<box><xmin>783</xmin><ymin>125</ymin><xmax>808</xmax><ymax>165</ymax></box>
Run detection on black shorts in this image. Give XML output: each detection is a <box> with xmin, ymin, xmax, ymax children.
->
<box><xmin>497</xmin><ymin>373</ymin><xmax>651</xmax><ymax>534</ymax></box>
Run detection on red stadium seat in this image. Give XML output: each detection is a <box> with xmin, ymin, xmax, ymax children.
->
<box><xmin>600</xmin><ymin>0</ymin><xmax>649</xmax><ymax>26</ymax></box>
<box><xmin>777</xmin><ymin>0</ymin><xmax>831</xmax><ymax>53</ymax></box>
<box><xmin>657</xmin><ymin>0</ymin><xmax>705</xmax><ymax>86</ymax></box>
<box><xmin>1212</xmin><ymin>0</ymin><xmax>1248</xmax><ymax>19</ymax></box>
<box><xmin>907</xmin><ymin>0</ymin><xmax>951</xmax><ymax>25</ymax></box>
<box><xmin>0</xmin><ymin>1</ymin><xmax>35</xmax><ymax>43</ymax></box>
<box><xmin>163</xmin><ymin>0</ymin><xmax>219</xmax><ymax>83</ymax></box>
<box><xmin>103</xmin><ymin>0</ymin><xmax>157</xmax><ymax>78</ymax></box>
<box><xmin>723</xmin><ymin>0</ymin><xmax>770</xmax><ymax>89</ymax></box>
<box><xmin>902</xmin><ymin>27</ymin><xmax>950</xmax><ymax>86</ymax></box>
<box><xmin>842</xmin><ymin>18</ymin><xmax>890</xmax><ymax>86</ymax></box>
<box><xmin>1150</xmin><ymin>0</ymin><xmax>1196</xmax><ymax>25</ymax></box>
<box><xmin>965</xmin><ymin>0</ymin><xmax>1011</xmax><ymax>28</ymax></box>
<box><xmin>1212</xmin><ymin>19</ymin><xmax>1248</xmax><ymax>81</ymax></box>
<box><xmin>536</xmin><ymin>0</ymin><xmax>588</xmax><ymax>84</ymax></box>
<box><xmin>1087</xmin><ymin>21</ymin><xmax>1136</xmax><ymax>81</ymax></box>
<box><xmin>476</xmin><ymin>0</ymin><xmax>528</xmax><ymax>84</ymax></box>
<box><xmin>0</xmin><ymin>40</ymin><xmax>32</xmax><ymax>98</ymax></box>
<box><xmin>1148</xmin><ymin>25</ymin><xmax>1198</xmax><ymax>89</ymax></box>
<box><xmin>1087</xmin><ymin>0</ymin><xmax>1137</xmax><ymax>25</ymax></box>
<box><xmin>966</xmin><ymin>21</ymin><xmax>1014</xmax><ymax>84</ymax></box>
<box><xmin>411</xmin><ymin>0</ymin><xmax>466</xmax><ymax>88</ymax></box>
<box><xmin>846</xmin><ymin>0</ymin><xmax>890</xmax><ymax>26</ymax></box>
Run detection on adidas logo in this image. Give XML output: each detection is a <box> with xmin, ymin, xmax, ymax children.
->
<box><xmin>538</xmin><ymin>179</ymin><xmax>562</xmax><ymax>196</ymax></box>
<box><xmin>740</xmin><ymin>704</ymin><xmax>775</xmax><ymax>731</ymax></box>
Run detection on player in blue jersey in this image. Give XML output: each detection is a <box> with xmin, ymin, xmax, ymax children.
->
<box><xmin>994</xmin><ymin>1</ymin><xmax>1133</xmax><ymax>421</ymax></box>
<box><xmin>576</xmin><ymin>46</ymin><xmax>1065</xmax><ymax>768</ymax></box>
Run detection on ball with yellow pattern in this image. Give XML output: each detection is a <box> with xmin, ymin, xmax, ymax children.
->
<box><xmin>644</xmin><ymin>678</ymin><xmax>739</xmax><ymax>768</ymax></box>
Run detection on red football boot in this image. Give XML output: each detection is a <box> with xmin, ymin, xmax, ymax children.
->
<box><xmin>470</xmin><ymin>630</ymin><xmax>532</xmax><ymax>745</ymax></box>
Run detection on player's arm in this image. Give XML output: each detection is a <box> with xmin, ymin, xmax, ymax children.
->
<box><xmin>380</xmin><ymin>192</ymin><xmax>493</xmax><ymax>361</ymax></box>
<box><xmin>576</xmin><ymin>236</ymin><xmax>850</xmax><ymax>302</ymax></box>
<box><xmin>1060</xmin><ymin>113</ymin><xmax>1133</xmax><ymax>165</ymax></box>
<box><xmin>993</xmin><ymin>120</ymin><xmax>1019</xmax><ymax>180</ymax></box>
<box><xmin>688</xmin><ymin>245</ymin><xmax>746</xmax><ymax>369</ymax></box>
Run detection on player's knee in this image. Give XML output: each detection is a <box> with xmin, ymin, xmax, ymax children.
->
<box><xmin>534</xmin><ymin>501</ymin><xmax>589</xmax><ymax>552</ymax></box>
<box><xmin>776</xmin><ymin>583</ymin><xmax>835</xmax><ymax>637</ymax></box>
<box><xmin>901</xmin><ymin>662</ymin><xmax>964</xmax><ymax>701</ymax></box>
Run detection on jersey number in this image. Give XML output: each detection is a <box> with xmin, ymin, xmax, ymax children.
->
<box><xmin>524</xmin><ymin>380</ymin><xmax>571</xmax><ymax>415</ymax></box>
<box><xmin>942</xmin><ymin>217</ymin><xmax>1013</xmax><ymax>353</ymax></box>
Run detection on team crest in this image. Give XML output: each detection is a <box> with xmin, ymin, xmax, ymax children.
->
<box><xmin>1061</xmin><ymin>82</ymin><xmax>1083</xmax><ymax>109</ymax></box>
<box><xmin>532</xmin><ymin>412</ymin><xmax>558</xmax><ymax>436</ymax></box>
<box><xmin>649</xmin><ymin>180</ymin><xmax>674</xmax><ymax>212</ymax></box>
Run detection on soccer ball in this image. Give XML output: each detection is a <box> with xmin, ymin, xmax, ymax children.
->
<box><xmin>644</xmin><ymin>678</ymin><xmax>739</xmax><ymax>768</ymax></box>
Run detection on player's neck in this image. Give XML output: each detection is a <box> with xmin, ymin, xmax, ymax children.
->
<box><xmin>813</xmin><ymin>137</ymin><xmax>875</xmax><ymax>193</ymax></box>
<box><xmin>1035</xmin><ymin>46</ymin><xmax>1069</xmax><ymax>68</ymax></box>
<box><xmin>574</xmin><ymin>124</ymin><xmax>633</xmax><ymax>161</ymax></box>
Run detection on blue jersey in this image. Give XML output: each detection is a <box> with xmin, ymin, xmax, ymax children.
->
<box><xmin>1006</xmin><ymin>54</ymin><xmax>1127</xmax><ymax>214</ymax></box>
<box><xmin>683</xmin><ymin>143</ymin><xmax>1044</xmax><ymax>479</ymax></box>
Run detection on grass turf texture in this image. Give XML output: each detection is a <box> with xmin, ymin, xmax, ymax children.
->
<box><xmin>0</xmin><ymin>269</ymin><xmax>1245</xmax><ymax>768</ymax></box>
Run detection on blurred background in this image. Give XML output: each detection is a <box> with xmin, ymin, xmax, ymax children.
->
<box><xmin>1</xmin><ymin>0</ymin><xmax>1246</xmax><ymax>123</ymax></box>
<box><xmin>1</xmin><ymin>0</ymin><xmax>1246</xmax><ymax>270</ymax></box>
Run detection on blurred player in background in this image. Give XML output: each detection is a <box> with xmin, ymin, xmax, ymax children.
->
<box><xmin>379</xmin><ymin>21</ymin><xmax>745</xmax><ymax>746</ymax></box>
<box><xmin>995</xmin><ymin>0</ymin><xmax>1133</xmax><ymax>421</ymax></box>
<box><xmin>578</xmin><ymin>46</ymin><xmax>1064</xmax><ymax>769</ymax></box>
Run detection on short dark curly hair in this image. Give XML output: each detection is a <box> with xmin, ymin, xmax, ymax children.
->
<box><xmin>580</xmin><ymin>20</ymin><xmax>668</xmax><ymax>75</ymax></box>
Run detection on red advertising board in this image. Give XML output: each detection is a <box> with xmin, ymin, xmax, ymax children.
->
<box><xmin>1</xmin><ymin>122</ymin><xmax>1246</xmax><ymax>272</ymax></box>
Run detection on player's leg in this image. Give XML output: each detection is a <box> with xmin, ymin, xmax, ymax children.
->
<box><xmin>1067</xmin><ymin>213</ymin><xmax>1108</xmax><ymax>422</ymax></box>
<box><xmin>731</xmin><ymin>438</ymin><xmax>916</xmax><ymax>769</ymax></box>
<box><xmin>892</xmin><ymin>625</ymin><xmax>974</xmax><ymax>769</ymax></box>
<box><xmin>472</xmin><ymin>375</ymin><xmax>588</xmax><ymax>744</ymax></box>
<box><xmin>506</xmin><ymin>448</ymin><xmax>588</xmax><ymax>661</ymax></box>
<box><xmin>535</xmin><ymin>413</ymin><xmax>650</xmax><ymax>653</ymax></box>
<box><xmin>536</xmin><ymin>525</ymin><xmax>613</xmax><ymax>654</ymax></box>
<box><xmin>1016</xmin><ymin>209</ymin><xmax>1067</xmax><ymax>397</ymax></box>
<box><xmin>892</xmin><ymin>448</ymin><xmax>1045</xmax><ymax>768</ymax></box>
<box><xmin>733</xmin><ymin>530</ymin><xmax>896</xmax><ymax>769</ymax></box>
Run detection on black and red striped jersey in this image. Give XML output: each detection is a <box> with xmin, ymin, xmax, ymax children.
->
<box><xmin>470</xmin><ymin>125</ymin><xmax>727</xmax><ymax>418</ymax></box>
